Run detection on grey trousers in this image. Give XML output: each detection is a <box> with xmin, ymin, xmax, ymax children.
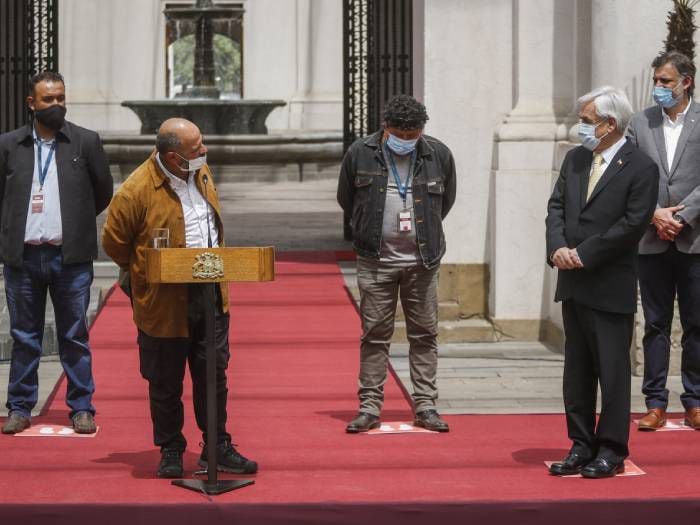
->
<box><xmin>356</xmin><ymin>257</ymin><xmax>440</xmax><ymax>416</ymax></box>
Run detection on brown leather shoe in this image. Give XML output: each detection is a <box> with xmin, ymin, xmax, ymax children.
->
<box><xmin>1</xmin><ymin>413</ymin><xmax>30</xmax><ymax>434</ymax></box>
<box><xmin>684</xmin><ymin>407</ymin><xmax>700</xmax><ymax>430</ymax></box>
<box><xmin>637</xmin><ymin>408</ymin><xmax>666</xmax><ymax>431</ymax></box>
<box><xmin>72</xmin><ymin>411</ymin><xmax>97</xmax><ymax>434</ymax></box>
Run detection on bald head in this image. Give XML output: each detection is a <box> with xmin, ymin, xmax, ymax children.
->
<box><xmin>159</xmin><ymin>117</ymin><xmax>199</xmax><ymax>139</ymax></box>
<box><xmin>156</xmin><ymin>118</ymin><xmax>200</xmax><ymax>155</ymax></box>
<box><xmin>156</xmin><ymin>118</ymin><xmax>207</xmax><ymax>179</ymax></box>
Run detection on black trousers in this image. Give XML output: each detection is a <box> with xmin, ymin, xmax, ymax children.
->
<box><xmin>638</xmin><ymin>245</ymin><xmax>700</xmax><ymax>410</ymax></box>
<box><xmin>562</xmin><ymin>300</ymin><xmax>633</xmax><ymax>462</ymax></box>
<box><xmin>137</xmin><ymin>285</ymin><xmax>231</xmax><ymax>451</ymax></box>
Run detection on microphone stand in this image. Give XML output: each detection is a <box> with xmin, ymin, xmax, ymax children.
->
<box><xmin>172</xmin><ymin>172</ymin><xmax>253</xmax><ymax>495</ymax></box>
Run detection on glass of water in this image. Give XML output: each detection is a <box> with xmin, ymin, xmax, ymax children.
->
<box><xmin>151</xmin><ymin>228</ymin><xmax>169</xmax><ymax>248</ymax></box>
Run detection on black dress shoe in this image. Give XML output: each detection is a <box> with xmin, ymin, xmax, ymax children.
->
<box><xmin>157</xmin><ymin>448</ymin><xmax>184</xmax><ymax>479</ymax></box>
<box><xmin>346</xmin><ymin>412</ymin><xmax>380</xmax><ymax>433</ymax></box>
<box><xmin>414</xmin><ymin>409</ymin><xmax>449</xmax><ymax>432</ymax></box>
<box><xmin>580</xmin><ymin>456</ymin><xmax>625</xmax><ymax>479</ymax></box>
<box><xmin>549</xmin><ymin>452</ymin><xmax>592</xmax><ymax>476</ymax></box>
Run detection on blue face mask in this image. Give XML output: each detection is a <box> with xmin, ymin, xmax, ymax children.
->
<box><xmin>653</xmin><ymin>80</ymin><xmax>682</xmax><ymax>108</ymax></box>
<box><xmin>386</xmin><ymin>133</ymin><xmax>419</xmax><ymax>156</ymax></box>
<box><xmin>578</xmin><ymin>120</ymin><xmax>609</xmax><ymax>152</ymax></box>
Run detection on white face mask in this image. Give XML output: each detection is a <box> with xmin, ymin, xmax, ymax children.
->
<box><xmin>578</xmin><ymin>120</ymin><xmax>606</xmax><ymax>151</ymax></box>
<box><xmin>175</xmin><ymin>152</ymin><xmax>207</xmax><ymax>172</ymax></box>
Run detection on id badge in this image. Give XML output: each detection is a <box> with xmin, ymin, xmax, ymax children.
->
<box><xmin>398</xmin><ymin>209</ymin><xmax>412</xmax><ymax>232</ymax></box>
<box><xmin>31</xmin><ymin>193</ymin><xmax>44</xmax><ymax>214</ymax></box>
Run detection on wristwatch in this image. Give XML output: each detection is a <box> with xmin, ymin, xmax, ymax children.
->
<box><xmin>673</xmin><ymin>213</ymin><xmax>686</xmax><ymax>225</ymax></box>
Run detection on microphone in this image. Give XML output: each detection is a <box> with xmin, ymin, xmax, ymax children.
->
<box><xmin>202</xmin><ymin>174</ymin><xmax>213</xmax><ymax>249</ymax></box>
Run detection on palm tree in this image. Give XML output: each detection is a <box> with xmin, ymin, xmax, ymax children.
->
<box><xmin>665</xmin><ymin>0</ymin><xmax>699</xmax><ymax>62</ymax></box>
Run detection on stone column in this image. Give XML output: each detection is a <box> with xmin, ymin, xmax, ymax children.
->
<box><xmin>423</xmin><ymin>0</ymin><xmax>513</xmax><ymax>326</ymax></box>
<box><xmin>588</xmin><ymin>0</ymin><xmax>679</xmax><ymax>374</ymax></box>
<box><xmin>287</xmin><ymin>0</ymin><xmax>342</xmax><ymax>130</ymax></box>
<box><xmin>590</xmin><ymin>0</ymin><xmax>668</xmax><ymax>113</ymax></box>
<box><xmin>289</xmin><ymin>0</ymin><xmax>312</xmax><ymax>129</ymax></box>
<box><xmin>490</xmin><ymin>0</ymin><xmax>578</xmax><ymax>340</ymax></box>
<box><xmin>59</xmin><ymin>0</ymin><xmax>165</xmax><ymax>132</ymax></box>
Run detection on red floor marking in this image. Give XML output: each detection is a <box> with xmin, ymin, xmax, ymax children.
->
<box><xmin>13</xmin><ymin>424</ymin><xmax>99</xmax><ymax>438</ymax></box>
<box><xmin>366</xmin><ymin>422</ymin><xmax>437</xmax><ymax>435</ymax></box>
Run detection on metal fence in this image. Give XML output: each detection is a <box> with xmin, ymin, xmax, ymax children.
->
<box><xmin>343</xmin><ymin>0</ymin><xmax>413</xmax><ymax>152</ymax></box>
<box><xmin>0</xmin><ymin>0</ymin><xmax>59</xmax><ymax>134</ymax></box>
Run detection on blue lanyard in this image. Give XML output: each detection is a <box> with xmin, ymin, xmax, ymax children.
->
<box><xmin>383</xmin><ymin>143</ymin><xmax>416</xmax><ymax>206</ymax></box>
<box><xmin>36</xmin><ymin>139</ymin><xmax>56</xmax><ymax>189</ymax></box>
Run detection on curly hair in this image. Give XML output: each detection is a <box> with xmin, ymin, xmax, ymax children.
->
<box><xmin>383</xmin><ymin>94</ymin><xmax>429</xmax><ymax>130</ymax></box>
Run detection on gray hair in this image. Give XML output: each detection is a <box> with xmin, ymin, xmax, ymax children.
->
<box><xmin>155</xmin><ymin>131</ymin><xmax>181</xmax><ymax>155</ymax></box>
<box><xmin>576</xmin><ymin>86</ymin><xmax>634</xmax><ymax>132</ymax></box>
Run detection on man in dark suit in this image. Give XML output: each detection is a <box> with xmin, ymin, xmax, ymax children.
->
<box><xmin>546</xmin><ymin>86</ymin><xmax>659</xmax><ymax>478</ymax></box>
<box><xmin>0</xmin><ymin>71</ymin><xmax>113</xmax><ymax>434</ymax></box>
<box><xmin>627</xmin><ymin>51</ymin><xmax>700</xmax><ymax>431</ymax></box>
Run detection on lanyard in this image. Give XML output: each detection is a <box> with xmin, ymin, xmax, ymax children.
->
<box><xmin>36</xmin><ymin>139</ymin><xmax>56</xmax><ymax>189</ymax></box>
<box><xmin>383</xmin><ymin>143</ymin><xmax>416</xmax><ymax>206</ymax></box>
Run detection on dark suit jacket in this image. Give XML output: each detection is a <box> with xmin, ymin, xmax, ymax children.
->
<box><xmin>545</xmin><ymin>139</ymin><xmax>659</xmax><ymax>314</ymax></box>
<box><xmin>0</xmin><ymin>121</ymin><xmax>113</xmax><ymax>267</ymax></box>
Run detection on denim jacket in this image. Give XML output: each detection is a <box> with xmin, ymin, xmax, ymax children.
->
<box><xmin>337</xmin><ymin>131</ymin><xmax>456</xmax><ymax>268</ymax></box>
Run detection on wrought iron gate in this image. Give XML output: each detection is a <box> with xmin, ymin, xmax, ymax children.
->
<box><xmin>343</xmin><ymin>0</ymin><xmax>413</xmax><ymax>152</ymax></box>
<box><xmin>0</xmin><ymin>0</ymin><xmax>59</xmax><ymax>134</ymax></box>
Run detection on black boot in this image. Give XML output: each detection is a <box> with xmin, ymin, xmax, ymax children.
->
<box><xmin>157</xmin><ymin>448</ymin><xmax>184</xmax><ymax>478</ymax></box>
<box><xmin>199</xmin><ymin>441</ymin><xmax>258</xmax><ymax>474</ymax></box>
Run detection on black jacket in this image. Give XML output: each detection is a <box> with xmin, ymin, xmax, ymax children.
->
<box><xmin>337</xmin><ymin>131</ymin><xmax>456</xmax><ymax>268</ymax></box>
<box><xmin>0</xmin><ymin>121</ymin><xmax>113</xmax><ymax>267</ymax></box>
<box><xmin>545</xmin><ymin>140</ymin><xmax>659</xmax><ymax>314</ymax></box>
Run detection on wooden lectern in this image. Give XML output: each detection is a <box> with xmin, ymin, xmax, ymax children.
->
<box><xmin>145</xmin><ymin>246</ymin><xmax>274</xmax><ymax>495</ymax></box>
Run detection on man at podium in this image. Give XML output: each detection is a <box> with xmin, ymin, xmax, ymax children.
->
<box><xmin>101</xmin><ymin>118</ymin><xmax>257</xmax><ymax>479</ymax></box>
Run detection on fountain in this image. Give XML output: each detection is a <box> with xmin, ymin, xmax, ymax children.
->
<box><xmin>105</xmin><ymin>0</ymin><xmax>340</xmax><ymax>185</ymax></box>
<box><xmin>122</xmin><ymin>0</ymin><xmax>285</xmax><ymax>135</ymax></box>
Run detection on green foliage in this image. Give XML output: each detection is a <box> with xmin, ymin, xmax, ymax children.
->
<box><xmin>171</xmin><ymin>34</ymin><xmax>241</xmax><ymax>97</ymax></box>
<box><xmin>665</xmin><ymin>0</ymin><xmax>699</xmax><ymax>62</ymax></box>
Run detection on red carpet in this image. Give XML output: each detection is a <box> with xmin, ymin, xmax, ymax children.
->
<box><xmin>2</xmin><ymin>251</ymin><xmax>700</xmax><ymax>524</ymax></box>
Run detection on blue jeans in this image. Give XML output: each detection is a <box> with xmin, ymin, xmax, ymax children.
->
<box><xmin>3</xmin><ymin>244</ymin><xmax>95</xmax><ymax>418</ymax></box>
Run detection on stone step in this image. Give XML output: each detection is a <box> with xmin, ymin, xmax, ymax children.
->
<box><xmin>392</xmin><ymin>318</ymin><xmax>497</xmax><ymax>344</ymax></box>
<box><xmin>342</xmin><ymin>267</ymin><xmax>498</xmax><ymax>343</ymax></box>
<box><xmin>395</xmin><ymin>300</ymin><xmax>461</xmax><ymax>321</ymax></box>
<box><xmin>389</xmin><ymin>341</ymin><xmax>562</xmax><ymax>359</ymax></box>
<box><xmin>0</xmin><ymin>283</ymin><xmax>109</xmax><ymax>362</ymax></box>
<box><xmin>346</xmin><ymin>284</ymin><xmax>462</xmax><ymax>321</ymax></box>
<box><xmin>103</xmin><ymin>132</ymin><xmax>343</xmax><ymax>184</ymax></box>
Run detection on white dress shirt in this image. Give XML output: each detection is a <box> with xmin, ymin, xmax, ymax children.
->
<box><xmin>588</xmin><ymin>135</ymin><xmax>628</xmax><ymax>179</ymax></box>
<box><xmin>663</xmin><ymin>97</ymin><xmax>692</xmax><ymax>171</ymax></box>
<box><xmin>24</xmin><ymin>129</ymin><xmax>63</xmax><ymax>245</ymax></box>
<box><xmin>156</xmin><ymin>154</ymin><xmax>220</xmax><ymax>248</ymax></box>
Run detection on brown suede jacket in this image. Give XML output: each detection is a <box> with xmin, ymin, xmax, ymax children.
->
<box><xmin>102</xmin><ymin>152</ymin><xmax>228</xmax><ymax>338</ymax></box>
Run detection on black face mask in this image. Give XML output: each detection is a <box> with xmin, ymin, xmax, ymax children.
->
<box><xmin>33</xmin><ymin>105</ymin><xmax>67</xmax><ymax>131</ymax></box>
